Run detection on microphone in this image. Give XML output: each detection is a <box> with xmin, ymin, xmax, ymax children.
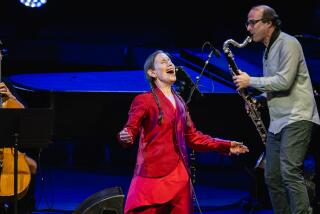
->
<box><xmin>203</xmin><ymin>41</ymin><xmax>221</xmax><ymax>58</ymax></box>
<box><xmin>210</xmin><ymin>45</ymin><xmax>221</xmax><ymax>58</ymax></box>
<box><xmin>175</xmin><ymin>66</ymin><xmax>203</xmax><ymax>100</ymax></box>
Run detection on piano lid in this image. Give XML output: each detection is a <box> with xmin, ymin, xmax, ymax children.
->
<box><xmin>8</xmin><ymin>69</ymin><xmax>236</xmax><ymax>94</ymax></box>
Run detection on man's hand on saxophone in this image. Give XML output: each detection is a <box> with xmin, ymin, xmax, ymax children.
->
<box><xmin>233</xmin><ymin>70</ymin><xmax>250</xmax><ymax>90</ymax></box>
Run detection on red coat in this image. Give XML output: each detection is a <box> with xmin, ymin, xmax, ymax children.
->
<box><xmin>120</xmin><ymin>87</ymin><xmax>231</xmax><ymax>178</ymax></box>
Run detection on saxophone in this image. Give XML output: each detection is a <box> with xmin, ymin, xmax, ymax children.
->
<box><xmin>223</xmin><ymin>36</ymin><xmax>267</xmax><ymax>169</ymax></box>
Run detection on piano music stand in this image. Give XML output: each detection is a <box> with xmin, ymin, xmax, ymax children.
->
<box><xmin>0</xmin><ymin>108</ymin><xmax>53</xmax><ymax>214</ymax></box>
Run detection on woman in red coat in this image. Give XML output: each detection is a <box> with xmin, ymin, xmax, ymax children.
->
<box><xmin>118</xmin><ymin>50</ymin><xmax>249</xmax><ymax>214</ymax></box>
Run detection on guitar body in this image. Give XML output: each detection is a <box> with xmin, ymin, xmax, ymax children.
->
<box><xmin>0</xmin><ymin>97</ymin><xmax>31</xmax><ymax>201</ymax></box>
<box><xmin>2</xmin><ymin>98</ymin><xmax>24</xmax><ymax>109</ymax></box>
<box><xmin>0</xmin><ymin>148</ymin><xmax>31</xmax><ymax>201</ymax></box>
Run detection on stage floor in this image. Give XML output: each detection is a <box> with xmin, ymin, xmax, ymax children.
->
<box><xmin>32</xmin><ymin>165</ymin><xmax>274</xmax><ymax>214</ymax></box>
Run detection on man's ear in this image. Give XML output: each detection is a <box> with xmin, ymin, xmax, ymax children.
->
<box><xmin>266</xmin><ymin>20</ymin><xmax>273</xmax><ymax>28</ymax></box>
<box><xmin>147</xmin><ymin>69</ymin><xmax>157</xmax><ymax>78</ymax></box>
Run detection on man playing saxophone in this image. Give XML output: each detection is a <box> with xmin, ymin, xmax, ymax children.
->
<box><xmin>233</xmin><ymin>5</ymin><xmax>320</xmax><ymax>214</ymax></box>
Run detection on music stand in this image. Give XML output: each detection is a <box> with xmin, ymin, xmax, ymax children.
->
<box><xmin>0</xmin><ymin>108</ymin><xmax>53</xmax><ymax>214</ymax></box>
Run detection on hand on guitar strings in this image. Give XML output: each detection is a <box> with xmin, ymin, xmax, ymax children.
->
<box><xmin>0</xmin><ymin>82</ymin><xmax>16</xmax><ymax>100</ymax></box>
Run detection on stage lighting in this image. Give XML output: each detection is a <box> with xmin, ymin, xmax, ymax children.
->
<box><xmin>20</xmin><ymin>0</ymin><xmax>47</xmax><ymax>8</ymax></box>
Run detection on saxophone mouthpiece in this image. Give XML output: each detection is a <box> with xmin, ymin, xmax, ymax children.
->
<box><xmin>246</xmin><ymin>36</ymin><xmax>252</xmax><ymax>43</ymax></box>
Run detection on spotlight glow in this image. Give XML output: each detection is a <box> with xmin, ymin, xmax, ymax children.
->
<box><xmin>20</xmin><ymin>0</ymin><xmax>47</xmax><ymax>8</ymax></box>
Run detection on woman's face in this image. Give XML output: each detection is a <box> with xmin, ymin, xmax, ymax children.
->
<box><xmin>149</xmin><ymin>53</ymin><xmax>176</xmax><ymax>85</ymax></box>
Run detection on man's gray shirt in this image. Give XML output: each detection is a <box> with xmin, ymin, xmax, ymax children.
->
<box><xmin>249</xmin><ymin>32</ymin><xmax>320</xmax><ymax>134</ymax></box>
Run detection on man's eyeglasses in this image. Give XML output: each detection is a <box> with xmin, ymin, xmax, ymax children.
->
<box><xmin>245</xmin><ymin>19</ymin><xmax>263</xmax><ymax>27</ymax></box>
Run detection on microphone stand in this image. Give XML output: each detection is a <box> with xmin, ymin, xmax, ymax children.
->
<box><xmin>186</xmin><ymin>44</ymin><xmax>220</xmax><ymax>214</ymax></box>
<box><xmin>186</xmin><ymin>44</ymin><xmax>220</xmax><ymax>186</ymax></box>
<box><xmin>186</xmin><ymin>46</ymin><xmax>219</xmax><ymax>105</ymax></box>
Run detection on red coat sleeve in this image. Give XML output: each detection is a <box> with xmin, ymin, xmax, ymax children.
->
<box><xmin>117</xmin><ymin>94</ymin><xmax>147</xmax><ymax>145</ymax></box>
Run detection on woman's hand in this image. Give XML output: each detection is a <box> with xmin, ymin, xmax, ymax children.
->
<box><xmin>230</xmin><ymin>141</ymin><xmax>249</xmax><ymax>155</ymax></box>
<box><xmin>119</xmin><ymin>128</ymin><xmax>133</xmax><ymax>145</ymax></box>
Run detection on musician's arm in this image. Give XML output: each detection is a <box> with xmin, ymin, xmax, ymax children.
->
<box><xmin>24</xmin><ymin>155</ymin><xmax>37</xmax><ymax>174</ymax></box>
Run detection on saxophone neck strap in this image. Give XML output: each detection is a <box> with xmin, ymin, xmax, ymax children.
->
<box><xmin>264</xmin><ymin>29</ymin><xmax>281</xmax><ymax>60</ymax></box>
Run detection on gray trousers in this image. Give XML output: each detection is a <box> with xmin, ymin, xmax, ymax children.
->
<box><xmin>264</xmin><ymin>120</ymin><xmax>314</xmax><ymax>214</ymax></box>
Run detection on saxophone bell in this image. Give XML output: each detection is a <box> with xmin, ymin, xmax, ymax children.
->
<box><xmin>255</xmin><ymin>152</ymin><xmax>266</xmax><ymax>169</ymax></box>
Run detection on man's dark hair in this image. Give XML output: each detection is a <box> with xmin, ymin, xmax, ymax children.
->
<box><xmin>253</xmin><ymin>5</ymin><xmax>282</xmax><ymax>29</ymax></box>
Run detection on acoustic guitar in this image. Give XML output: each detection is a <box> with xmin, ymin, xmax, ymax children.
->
<box><xmin>0</xmin><ymin>96</ymin><xmax>31</xmax><ymax>201</ymax></box>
